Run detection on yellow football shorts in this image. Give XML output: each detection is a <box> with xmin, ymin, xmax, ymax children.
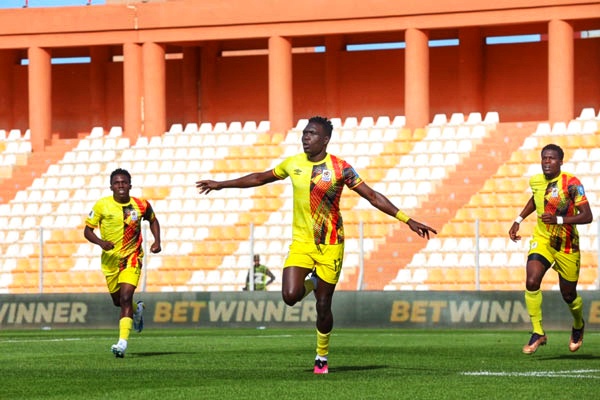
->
<box><xmin>528</xmin><ymin>237</ymin><xmax>580</xmax><ymax>282</ymax></box>
<box><xmin>284</xmin><ymin>240</ymin><xmax>344</xmax><ymax>285</ymax></box>
<box><xmin>102</xmin><ymin>254</ymin><xmax>143</xmax><ymax>293</ymax></box>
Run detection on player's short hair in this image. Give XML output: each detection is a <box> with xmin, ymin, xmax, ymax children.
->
<box><xmin>110</xmin><ymin>168</ymin><xmax>132</xmax><ymax>184</ymax></box>
<box><xmin>309</xmin><ymin>116</ymin><xmax>333</xmax><ymax>137</ymax></box>
<box><xmin>541</xmin><ymin>143</ymin><xmax>564</xmax><ymax>161</ymax></box>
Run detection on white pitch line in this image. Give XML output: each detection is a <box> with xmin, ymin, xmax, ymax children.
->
<box><xmin>0</xmin><ymin>337</ymin><xmax>83</xmax><ymax>344</ymax></box>
<box><xmin>461</xmin><ymin>369</ymin><xmax>600</xmax><ymax>379</ymax></box>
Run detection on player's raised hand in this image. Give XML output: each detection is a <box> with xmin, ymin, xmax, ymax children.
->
<box><xmin>196</xmin><ymin>179</ymin><xmax>220</xmax><ymax>195</ymax></box>
<box><xmin>407</xmin><ymin>219</ymin><xmax>437</xmax><ymax>239</ymax></box>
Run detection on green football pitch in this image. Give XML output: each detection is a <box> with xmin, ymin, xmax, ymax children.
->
<box><xmin>1</xmin><ymin>328</ymin><xmax>598</xmax><ymax>399</ymax></box>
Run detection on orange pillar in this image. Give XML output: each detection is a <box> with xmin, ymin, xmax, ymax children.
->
<box><xmin>548</xmin><ymin>19</ymin><xmax>574</xmax><ymax>123</ymax></box>
<box><xmin>268</xmin><ymin>35</ymin><xmax>293</xmax><ymax>134</ymax></box>
<box><xmin>123</xmin><ymin>42</ymin><xmax>143</xmax><ymax>142</ymax></box>
<box><xmin>28</xmin><ymin>46</ymin><xmax>52</xmax><ymax>152</ymax></box>
<box><xmin>405</xmin><ymin>28</ymin><xmax>429</xmax><ymax>129</ymax></box>
<box><xmin>143</xmin><ymin>41</ymin><xmax>166</xmax><ymax>137</ymax></box>
<box><xmin>90</xmin><ymin>46</ymin><xmax>110</xmax><ymax>132</ymax></box>
<box><xmin>325</xmin><ymin>35</ymin><xmax>344</xmax><ymax>119</ymax></box>
<box><xmin>0</xmin><ymin>50</ymin><xmax>16</xmax><ymax>129</ymax></box>
<box><xmin>458</xmin><ymin>27</ymin><xmax>484</xmax><ymax>114</ymax></box>
<box><xmin>199</xmin><ymin>42</ymin><xmax>218</xmax><ymax>123</ymax></box>
<box><xmin>182</xmin><ymin>46</ymin><xmax>199</xmax><ymax>125</ymax></box>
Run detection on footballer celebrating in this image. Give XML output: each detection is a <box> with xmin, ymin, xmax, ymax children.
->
<box><xmin>196</xmin><ymin>116</ymin><xmax>436</xmax><ymax>373</ymax></box>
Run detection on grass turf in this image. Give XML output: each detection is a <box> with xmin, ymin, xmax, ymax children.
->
<box><xmin>0</xmin><ymin>328</ymin><xmax>598</xmax><ymax>399</ymax></box>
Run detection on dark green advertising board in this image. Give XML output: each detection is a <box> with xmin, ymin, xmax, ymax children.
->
<box><xmin>2</xmin><ymin>291</ymin><xmax>600</xmax><ymax>330</ymax></box>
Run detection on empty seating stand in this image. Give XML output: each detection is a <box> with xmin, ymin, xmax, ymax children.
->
<box><xmin>1</xmin><ymin>111</ymin><xmax>599</xmax><ymax>293</ymax></box>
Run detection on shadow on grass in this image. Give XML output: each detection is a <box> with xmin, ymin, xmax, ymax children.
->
<box><xmin>131</xmin><ymin>352</ymin><xmax>197</xmax><ymax>357</ymax></box>
<box><xmin>538</xmin><ymin>354</ymin><xmax>600</xmax><ymax>361</ymax></box>
<box><xmin>305</xmin><ymin>365</ymin><xmax>389</xmax><ymax>373</ymax></box>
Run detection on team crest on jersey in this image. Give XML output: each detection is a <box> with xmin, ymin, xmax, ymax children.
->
<box><xmin>322</xmin><ymin>169</ymin><xmax>332</xmax><ymax>182</ymax></box>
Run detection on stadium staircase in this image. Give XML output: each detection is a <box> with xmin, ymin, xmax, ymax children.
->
<box><xmin>0</xmin><ymin>135</ymin><xmax>78</xmax><ymax>203</ymax></box>
<box><xmin>383</xmin><ymin>117</ymin><xmax>600</xmax><ymax>292</ymax></box>
<box><xmin>355</xmin><ymin>121</ymin><xmax>539</xmax><ymax>290</ymax></box>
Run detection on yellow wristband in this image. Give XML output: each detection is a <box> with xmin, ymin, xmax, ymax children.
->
<box><xmin>395</xmin><ymin>210</ymin><xmax>410</xmax><ymax>223</ymax></box>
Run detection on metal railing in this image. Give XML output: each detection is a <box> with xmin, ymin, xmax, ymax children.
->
<box><xmin>4</xmin><ymin>219</ymin><xmax>599</xmax><ymax>293</ymax></box>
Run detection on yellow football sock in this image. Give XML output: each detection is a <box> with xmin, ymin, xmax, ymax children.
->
<box><xmin>567</xmin><ymin>295</ymin><xmax>584</xmax><ymax>329</ymax></box>
<box><xmin>119</xmin><ymin>317</ymin><xmax>133</xmax><ymax>341</ymax></box>
<box><xmin>316</xmin><ymin>329</ymin><xmax>330</xmax><ymax>358</ymax></box>
<box><xmin>525</xmin><ymin>289</ymin><xmax>544</xmax><ymax>334</ymax></box>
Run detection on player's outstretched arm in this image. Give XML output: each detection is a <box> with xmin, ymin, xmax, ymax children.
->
<box><xmin>196</xmin><ymin>170</ymin><xmax>280</xmax><ymax>194</ymax></box>
<box><xmin>405</xmin><ymin>219</ymin><xmax>437</xmax><ymax>239</ymax></box>
<box><xmin>353</xmin><ymin>182</ymin><xmax>437</xmax><ymax>239</ymax></box>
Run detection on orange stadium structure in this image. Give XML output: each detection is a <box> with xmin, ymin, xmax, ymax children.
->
<box><xmin>0</xmin><ymin>0</ymin><xmax>598</xmax><ymax>293</ymax></box>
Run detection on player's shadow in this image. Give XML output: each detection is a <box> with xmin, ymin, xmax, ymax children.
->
<box><xmin>306</xmin><ymin>365</ymin><xmax>388</xmax><ymax>373</ymax></box>
<box><xmin>131</xmin><ymin>351</ymin><xmax>195</xmax><ymax>357</ymax></box>
<box><xmin>538</xmin><ymin>354</ymin><xmax>600</xmax><ymax>361</ymax></box>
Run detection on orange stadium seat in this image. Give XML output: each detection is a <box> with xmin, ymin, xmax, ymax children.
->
<box><xmin>579</xmin><ymin>267</ymin><xmax>597</xmax><ymax>286</ymax></box>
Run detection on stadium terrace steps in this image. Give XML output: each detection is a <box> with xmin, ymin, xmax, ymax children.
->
<box><xmin>385</xmin><ymin>124</ymin><xmax>600</xmax><ymax>291</ymax></box>
<box><xmin>357</xmin><ymin>122</ymin><xmax>540</xmax><ymax>291</ymax></box>
<box><xmin>0</xmin><ymin>136</ymin><xmax>79</xmax><ymax>204</ymax></box>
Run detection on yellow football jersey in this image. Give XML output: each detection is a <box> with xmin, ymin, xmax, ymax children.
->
<box><xmin>85</xmin><ymin>196</ymin><xmax>156</xmax><ymax>270</ymax></box>
<box><xmin>273</xmin><ymin>153</ymin><xmax>363</xmax><ymax>245</ymax></box>
<box><xmin>530</xmin><ymin>171</ymin><xmax>588</xmax><ymax>253</ymax></box>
